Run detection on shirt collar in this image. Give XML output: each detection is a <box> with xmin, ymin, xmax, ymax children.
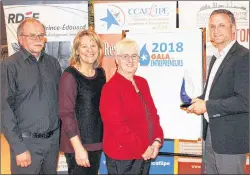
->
<box><xmin>214</xmin><ymin>40</ymin><xmax>236</xmax><ymax>59</ymax></box>
<box><xmin>20</xmin><ymin>46</ymin><xmax>45</xmax><ymax>61</ymax></box>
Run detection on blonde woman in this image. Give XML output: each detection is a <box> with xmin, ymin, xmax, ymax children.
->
<box><xmin>59</xmin><ymin>30</ymin><xmax>106</xmax><ymax>175</ymax></box>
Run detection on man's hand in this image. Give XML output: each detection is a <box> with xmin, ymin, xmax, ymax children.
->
<box><xmin>186</xmin><ymin>98</ymin><xmax>207</xmax><ymax>115</ymax></box>
<box><xmin>16</xmin><ymin>150</ymin><xmax>31</xmax><ymax>168</ymax></box>
<box><xmin>142</xmin><ymin>146</ymin><xmax>154</xmax><ymax>160</ymax></box>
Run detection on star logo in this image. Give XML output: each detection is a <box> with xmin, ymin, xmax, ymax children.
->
<box><xmin>100</xmin><ymin>9</ymin><xmax>120</xmax><ymax>30</ymax></box>
<box><xmin>141</xmin><ymin>54</ymin><xmax>148</xmax><ymax>61</ymax></box>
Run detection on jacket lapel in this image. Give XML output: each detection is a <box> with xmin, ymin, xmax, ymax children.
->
<box><xmin>203</xmin><ymin>56</ymin><xmax>216</xmax><ymax>96</ymax></box>
<box><xmin>210</xmin><ymin>42</ymin><xmax>237</xmax><ymax>91</ymax></box>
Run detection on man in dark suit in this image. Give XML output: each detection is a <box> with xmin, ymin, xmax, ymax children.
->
<box><xmin>185</xmin><ymin>9</ymin><xmax>249</xmax><ymax>174</ymax></box>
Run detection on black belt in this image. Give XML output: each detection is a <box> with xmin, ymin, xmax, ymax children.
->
<box><xmin>21</xmin><ymin>128</ymin><xmax>58</xmax><ymax>139</ymax></box>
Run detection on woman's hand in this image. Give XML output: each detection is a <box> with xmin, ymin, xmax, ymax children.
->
<box><xmin>69</xmin><ymin>135</ymin><xmax>90</xmax><ymax>167</ymax></box>
<box><xmin>75</xmin><ymin>147</ymin><xmax>90</xmax><ymax>167</ymax></box>
<box><xmin>142</xmin><ymin>146</ymin><xmax>154</xmax><ymax>160</ymax></box>
<box><xmin>150</xmin><ymin>141</ymin><xmax>161</xmax><ymax>159</ymax></box>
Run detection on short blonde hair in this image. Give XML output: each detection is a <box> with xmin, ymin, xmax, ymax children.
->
<box><xmin>70</xmin><ymin>29</ymin><xmax>103</xmax><ymax>68</ymax></box>
<box><xmin>115</xmin><ymin>38</ymin><xmax>139</xmax><ymax>56</ymax></box>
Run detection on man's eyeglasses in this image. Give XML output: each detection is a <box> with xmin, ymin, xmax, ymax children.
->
<box><xmin>117</xmin><ymin>54</ymin><xmax>139</xmax><ymax>61</ymax></box>
<box><xmin>21</xmin><ymin>33</ymin><xmax>46</xmax><ymax>40</ymax></box>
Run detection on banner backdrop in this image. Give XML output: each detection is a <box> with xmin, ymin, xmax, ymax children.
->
<box><xmin>2</xmin><ymin>0</ymin><xmax>88</xmax><ymax>173</ymax></box>
<box><xmin>178</xmin><ymin>157</ymin><xmax>202</xmax><ymax>174</ymax></box>
<box><xmin>126</xmin><ymin>29</ymin><xmax>203</xmax><ymax>140</ymax></box>
<box><xmin>1</xmin><ymin>45</ymin><xmax>8</xmax><ymax>61</ymax></box>
<box><xmin>1</xmin><ymin>0</ymin><xmax>8</xmax><ymax>62</ymax></box>
<box><xmin>246</xmin><ymin>156</ymin><xmax>249</xmax><ymax>174</ymax></box>
<box><xmin>3</xmin><ymin>0</ymin><xmax>88</xmax><ymax>71</ymax></box>
<box><xmin>99</xmin><ymin>34</ymin><xmax>122</xmax><ymax>81</ymax></box>
<box><xmin>179</xmin><ymin>1</ymin><xmax>249</xmax><ymax>69</ymax></box>
<box><xmin>0</xmin><ymin>0</ymin><xmax>7</xmax><ymax>45</ymax></box>
<box><xmin>94</xmin><ymin>1</ymin><xmax>176</xmax><ymax>34</ymax></box>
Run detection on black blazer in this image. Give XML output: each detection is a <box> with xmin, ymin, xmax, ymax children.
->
<box><xmin>200</xmin><ymin>42</ymin><xmax>249</xmax><ymax>154</ymax></box>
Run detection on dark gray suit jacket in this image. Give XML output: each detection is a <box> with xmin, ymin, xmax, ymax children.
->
<box><xmin>200</xmin><ymin>42</ymin><xmax>249</xmax><ymax>154</ymax></box>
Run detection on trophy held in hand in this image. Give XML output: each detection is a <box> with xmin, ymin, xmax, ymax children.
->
<box><xmin>180</xmin><ymin>70</ymin><xmax>194</xmax><ymax>108</ymax></box>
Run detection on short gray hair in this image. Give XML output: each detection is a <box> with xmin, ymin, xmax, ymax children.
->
<box><xmin>209</xmin><ymin>9</ymin><xmax>236</xmax><ymax>26</ymax></box>
<box><xmin>17</xmin><ymin>18</ymin><xmax>46</xmax><ymax>36</ymax></box>
<box><xmin>115</xmin><ymin>38</ymin><xmax>139</xmax><ymax>56</ymax></box>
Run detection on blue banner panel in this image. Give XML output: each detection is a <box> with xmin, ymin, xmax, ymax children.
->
<box><xmin>160</xmin><ymin>139</ymin><xmax>174</xmax><ymax>153</ymax></box>
<box><xmin>99</xmin><ymin>152</ymin><xmax>108</xmax><ymax>174</ymax></box>
<box><xmin>149</xmin><ymin>156</ymin><xmax>174</xmax><ymax>174</ymax></box>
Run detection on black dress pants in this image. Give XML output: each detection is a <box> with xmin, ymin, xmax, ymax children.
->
<box><xmin>64</xmin><ymin>150</ymin><xmax>102</xmax><ymax>175</ymax></box>
<box><xmin>105</xmin><ymin>154</ymin><xmax>151</xmax><ymax>175</ymax></box>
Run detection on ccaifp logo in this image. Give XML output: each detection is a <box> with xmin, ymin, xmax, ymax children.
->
<box><xmin>100</xmin><ymin>5</ymin><xmax>125</xmax><ymax>31</ymax></box>
<box><xmin>139</xmin><ymin>44</ymin><xmax>150</xmax><ymax>66</ymax></box>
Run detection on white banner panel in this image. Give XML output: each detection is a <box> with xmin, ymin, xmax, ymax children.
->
<box><xmin>179</xmin><ymin>1</ymin><xmax>249</xmax><ymax>68</ymax></box>
<box><xmin>126</xmin><ymin>29</ymin><xmax>203</xmax><ymax>140</ymax></box>
<box><xmin>94</xmin><ymin>1</ymin><xmax>176</xmax><ymax>34</ymax></box>
<box><xmin>3</xmin><ymin>1</ymin><xmax>88</xmax><ymax>71</ymax></box>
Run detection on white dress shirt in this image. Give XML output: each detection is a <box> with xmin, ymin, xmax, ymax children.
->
<box><xmin>204</xmin><ymin>40</ymin><xmax>236</xmax><ymax>122</ymax></box>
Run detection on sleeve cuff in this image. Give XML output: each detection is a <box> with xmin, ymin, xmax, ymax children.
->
<box><xmin>206</xmin><ymin>100</ymin><xmax>213</xmax><ymax>119</ymax></box>
<box><xmin>12</xmin><ymin>141</ymin><xmax>27</xmax><ymax>156</ymax></box>
<box><xmin>66</xmin><ymin>128</ymin><xmax>78</xmax><ymax>139</ymax></box>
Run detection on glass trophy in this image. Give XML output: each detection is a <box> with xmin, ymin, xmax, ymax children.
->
<box><xmin>180</xmin><ymin>70</ymin><xmax>194</xmax><ymax>108</ymax></box>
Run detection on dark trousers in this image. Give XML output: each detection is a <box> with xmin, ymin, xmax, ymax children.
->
<box><xmin>105</xmin><ymin>155</ymin><xmax>151</xmax><ymax>175</ymax></box>
<box><xmin>205</xmin><ymin>125</ymin><xmax>246</xmax><ymax>174</ymax></box>
<box><xmin>64</xmin><ymin>150</ymin><xmax>102</xmax><ymax>175</ymax></box>
<box><xmin>10</xmin><ymin>130</ymin><xmax>59</xmax><ymax>174</ymax></box>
